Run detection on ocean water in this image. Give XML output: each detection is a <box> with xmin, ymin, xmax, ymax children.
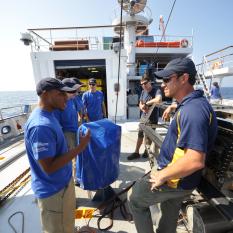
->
<box><xmin>0</xmin><ymin>91</ymin><xmax>38</xmax><ymax>109</ymax></box>
<box><xmin>0</xmin><ymin>91</ymin><xmax>38</xmax><ymax>118</ymax></box>
<box><xmin>0</xmin><ymin>88</ymin><xmax>232</xmax><ymax>117</ymax></box>
<box><xmin>220</xmin><ymin>87</ymin><xmax>233</xmax><ymax>99</ymax></box>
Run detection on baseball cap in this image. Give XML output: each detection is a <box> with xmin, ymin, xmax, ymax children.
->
<box><xmin>36</xmin><ymin>77</ymin><xmax>77</xmax><ymax>96</ymax></box>
<box><xmin>70</xmin><ymin>77</ymin><xmax>84</xmax><ymax>86</ymax></box>
<box><xmin>88</xmin><ymin>78</ymin><xmax>96</xmax><ymax>85</ymax></box>
<box><xmin>62</xmin><ymin>78</ymin><xmax>82</xmax><ymax>90</ymax></box>
<box><xmin>154</xmin><ymin>57</ymin><xmax>197</xmax><ymax>84</ymax></box>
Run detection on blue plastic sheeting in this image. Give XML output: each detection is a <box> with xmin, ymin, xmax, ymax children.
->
<box><xmin>76</xmin><ymin>119</ymin><xmax>121</xmax><ymax>190</ymax></box>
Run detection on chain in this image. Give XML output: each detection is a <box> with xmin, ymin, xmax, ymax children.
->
<box><xmin>0</xmin><ymin>168</ymin><xmax>31</xmax><ymax>206</ymax></box>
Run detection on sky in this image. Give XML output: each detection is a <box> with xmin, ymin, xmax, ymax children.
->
<box><xmin>0</xmin><ymin>0</ymin><xmax>233</xmax><ymax>91</ymax></box>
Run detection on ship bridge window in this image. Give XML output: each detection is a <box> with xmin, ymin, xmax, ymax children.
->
<box><xmin>1</xmin><ymin>125</ymin><xmax>11</xmax><ymax>134</ymax></box>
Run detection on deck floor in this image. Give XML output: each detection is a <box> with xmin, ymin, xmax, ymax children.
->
<box><xmin>0</xmin><ymin>121</ymin><xmax>189</xmax><ymax>233</ymax></box>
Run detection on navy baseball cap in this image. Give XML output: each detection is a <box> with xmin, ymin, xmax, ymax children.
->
<box><xmin>154</xmin><ymin>57</ymin><xmax>197</xmax><ymax>84</ymax></box>
<box><xmin>70</xmin><ymin>77</ymin><xmax>84</xmax><ymax>86</ymax></box>
<box><xmin>62</xmin><ymin>78</ymin><xmax>82</xmax><ymax>90</ymax></box>
<box><xmin>36</xmin><ymin>77</ymin><xmax>77</xmax><ymax>96</ymax></box>
<box><xmin>88</xmin><ymin>78</ymin><xmax>96</xmax><ymax>85</ymax></box>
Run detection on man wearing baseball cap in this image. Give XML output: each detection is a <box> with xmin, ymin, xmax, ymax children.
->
<box><xmin>24</xmin><ymin>77</ymin><xmax>90</xmax><ymax>233</ymax></box>
<box><xmin>128</xmin><ymin>57</ymin><xmax>218</xmax><ymax>233</ymax></box>
<box><xmin>82</xmin><ymin>78</ymin><xmax>107</xmax><ymax>122</ymax></box>
<box><xmin>53</xmin><ymin>77</ymin><xmax>82</xmax><ymax>149</ymax></box>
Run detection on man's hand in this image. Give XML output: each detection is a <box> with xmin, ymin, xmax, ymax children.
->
<box><xmin>149</xmin><ymin>170</ymin><xmax>166</xmax><ymax>191</ymax></box>
<box><xmin>162</xmin><ymin>103</ymin><xmax>177</xmax><ymax>121</ymax></box>
<box><xmin>162</xmin><ymin>106</ymin><xmax>172</xmax><ymax>121</ymax></box>
<box><xmin>79</xmin><ymin>128</ymin><xmax>91</xmax><ymax>151</ymax></box>
<box><xmin>141</xmin><ymin>103</ymin><xmax>149</xmax><ymax>113</ymax></box>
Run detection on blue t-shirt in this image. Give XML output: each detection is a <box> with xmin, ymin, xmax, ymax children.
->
<box><xmin>140</xmin><ymin>87</ymin><xmax>162</xmax><ymax>123</ymax></box>
<box><xmin>74</xmin><ymin>95</ymin><xmax>85</xmax><ymax>115</ymax></box>
<box><xmin>210</xmin><ymin>86</ymin><xmax>221</xmax><ymax>99</ymax></box>
<box><xmin>53</xmin><ymin>99</ymin><xmax>78</xmax><ymax>132</ymax></box>
<box><xmin>157</xmin><ymin>90</ymin><xmax>217</xmax><ymax>190</ymax></box>
<box><xmin>24</xmin><ymin>108</ymin><xmax>72</xmax><ymax>198</ymax></box>
<box><xmin>82</xmin><ymin>91</ymin><xmax>104</xmax><ymax>122</ymax></box>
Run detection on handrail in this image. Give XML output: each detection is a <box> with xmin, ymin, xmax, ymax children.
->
<box><xmin>196</xmin><ymin>46</ymin><xmax>233</xmax><ymax>99</ymax></box>
<box><xmin>28</xmin><ymin>25</ymin><xmax>122</xmax><ymax>31</ymax></box>
<box><xmin>205</xmin><ymin>45</ymin><xmax>233</xmax><ymax>58</ymax></box>
<box><xmin>0</xmin><ymin>105</ymin><xmax>31</xmax><ymax>120</ymax></box>
<box><xmin>196</xmin><ymin>52</ymin><xmax>233</xmax><ymax>67</ymax></box>
<box><xmin>196</xmin><ymin>46</ymin><xmax>233</xmax><ymax>67</ymax></box>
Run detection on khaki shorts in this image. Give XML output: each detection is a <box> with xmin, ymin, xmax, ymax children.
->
<box><xmin>37</xmin><ymin>179</ymin><xmax>76</xmax><ymax>233</ymax></box>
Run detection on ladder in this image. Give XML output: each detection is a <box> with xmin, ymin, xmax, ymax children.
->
<box><xmin>196</xmin><ymin>56</ymin><xmax>211</xmax><ymax>98</ymax></box>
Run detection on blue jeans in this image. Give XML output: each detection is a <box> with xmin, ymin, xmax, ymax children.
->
<box><xmin>128</xmin><ymin>168</ymin><xmax>192</xmax><ymax>233</ymax></box>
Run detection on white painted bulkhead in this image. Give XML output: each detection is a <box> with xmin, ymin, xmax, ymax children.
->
<box><xmin>30</xmin><ymin>49</ymin><xmax>128</xmax><ymax>120</ymax></box>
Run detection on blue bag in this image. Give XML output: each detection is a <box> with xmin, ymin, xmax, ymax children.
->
<box><xmin>76</xmin><ymin>119</ymin><xmax>121</xmax><ymax>190</ymax></box>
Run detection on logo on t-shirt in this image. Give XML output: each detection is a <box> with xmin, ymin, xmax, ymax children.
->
<box><xmin>33</xmin><ymin>142</ymin><xmax>49</xmax><ymax>153</ymax></box>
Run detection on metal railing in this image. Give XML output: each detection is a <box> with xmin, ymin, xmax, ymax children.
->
<box><xmin>27</xmin><ymin>26</ymin><xmax>193</xmax><ymax>52</ymax></box>
<box><xmin>196</xmin><ymin>46</ymin><xmax>233</xmax><ymax>74</ymax></box>
<box><xmin>0</xmin><ymin>105</ymin><xmax>30</xmax><ymax>120</ymax></box>
<box><xmin>196</xmin><ymin>46</ymin><xmax>233</xmax><ymax>96</ymax></box>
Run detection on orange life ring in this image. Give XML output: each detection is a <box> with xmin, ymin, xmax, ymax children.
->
<box><xmin>180</xmin><ymin>39</ymin><xmax>188</xmax><ymax>48</ymax></box>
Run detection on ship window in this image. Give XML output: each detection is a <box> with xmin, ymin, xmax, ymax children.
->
<box><xmin>1</xmin><ymin>125</ymin><xmax>11</xmax><ymax>134</ymax></box>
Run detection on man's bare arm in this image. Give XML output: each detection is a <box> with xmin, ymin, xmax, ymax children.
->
<box><xmin>102</xmin><ymin>101</ymin><xmax>107</xmax><ymax>118</ymax></box>
<box><xmin>162</xmin><ymin>102</ymin><xmax>177</xmax><ymax>121</ymax></box>
<box><xmin>146</xmin><ymin>95</ymin><xmax>162</xmax><ymax>106</ymax></box>
<box><xmin>39</xmin><ymin>129</ymin><xmax>91</xmax><ymax>174</ymax></box>
<box><xmin>149</xmin><ymin>148</ymin><xmax>205</xmax><ymax>190</ymax></box>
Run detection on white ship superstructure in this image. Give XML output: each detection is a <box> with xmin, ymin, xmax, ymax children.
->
<box><xmin>2</xmin><ymin>1</ymin><xmax>233</xmax><ymax>233</ymax></box>
<box><xmin>21</xmin><ymin>0</ymin><xmax>192</xmax><ymax>120</ymax></box>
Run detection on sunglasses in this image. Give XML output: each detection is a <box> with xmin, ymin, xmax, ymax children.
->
<box><xmin>141</xmin><ymin>81</ymin><xmax>148</xmax><ymax>86</ymax></box>
<box><xmin>162</xmin><ymin>73</ymin><xmax>183</xmax><ymax>84</ymax></box>
<box><xmin>162</xmin><ymin>77</ymin><xmax>172</xmax><ymax>83</ymax></box>
<box><xmin>89</xmin><ymin>83</ymin><xmax>96</xmax><ymax>86</ymax></box>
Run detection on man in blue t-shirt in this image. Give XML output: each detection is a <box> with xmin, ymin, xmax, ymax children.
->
<box><xmin>82</xmin><ymin>78</ymin><xmax>107</xmax><ymax>122</ymax></box>
<box><xmin>71</xmin><ymin>77</ymin><xmax>87</xmax><ymax>125</ymax></box>
<box><xmin>210</xmin><ymin>81</ymin><xmax>222</xmax><ymax>104</ymax></box>
<box><xmin>53</xmin><ymin>78</ymin><xmax>83</xmax><ymax>186</ymax></box>
<box><xmin>128</xmin><ymin>58</ymin><xmax>218</xmax><ymax>233</ymax></box>
<box><xmin>53</xmin><ymin>78</ymin><xmax>82</xmax><ymax>150</ymax></box>
<box><xmin>24</xmin><ymin>77</ymin><xmax>90</xmax><ymax>233</ymax></box>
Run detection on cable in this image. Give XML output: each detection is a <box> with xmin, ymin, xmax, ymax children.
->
<box><xmin>114</xmin><ymin>0</ymin><xmax>124</xmax><ymax>124</ymax></box>
<box><xmin>8</xmin><ymin>211</ymin><xmax>25</xmax><ymax>233</ymax></box>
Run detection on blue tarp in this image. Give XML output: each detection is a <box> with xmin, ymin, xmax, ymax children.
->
<box><xmin>76</xmin><ymin>119</ymin><xmax>121</xmax><ymax>190</ymax></box>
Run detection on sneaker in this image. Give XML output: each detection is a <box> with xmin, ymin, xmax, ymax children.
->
<box><xmin>142</xmin><ymin>150</ymin><xmax>149</xmax><ymax>158</ymax></box>
<box><xmin>127</xmin><ymin>152</ymin><xmax>140</xmax><ymax>160</ymax></box>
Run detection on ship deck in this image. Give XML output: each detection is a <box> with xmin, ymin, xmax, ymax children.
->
<box><xmin>0</xmin><ymin>121</ymin><xmax>188</xmax><ymax>233</ymax></box>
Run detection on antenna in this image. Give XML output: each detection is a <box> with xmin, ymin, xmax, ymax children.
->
<box><xmin>114</xmin><ymin>0</ymin><xmax>151</xmax><ymax>76</ymax></box>
<box><xmin>117</xmin><ymin>0</ymin><xmax>147</xmax><ymax>15</ymax></box>
<box><xmin>159</xmin><ymin>15</ymin><xmax>166</xmax><ymax>41</ymax></box>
